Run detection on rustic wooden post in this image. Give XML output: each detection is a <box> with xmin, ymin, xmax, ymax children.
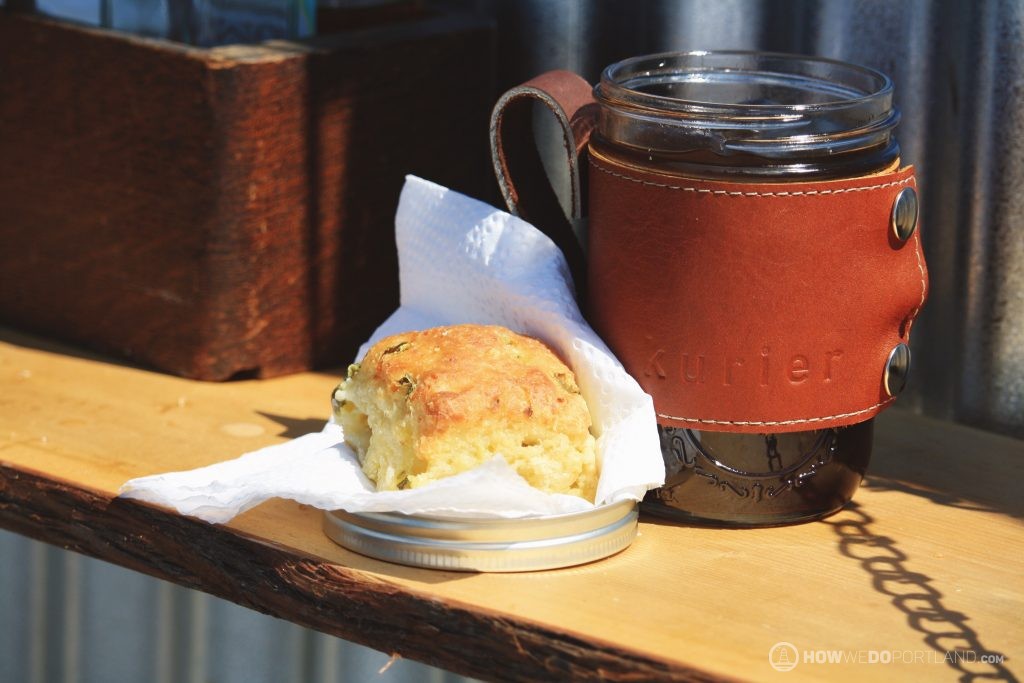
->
<box><xmin>6</xmin><ymin>0</ymin><xmax>37</xmax><ymax>13</ymax></box>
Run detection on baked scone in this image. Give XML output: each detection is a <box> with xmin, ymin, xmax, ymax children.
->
<box><xmin>332</xmin><ymin>324</ymin><xmax>597</xmax><ymax>500</ymax></box>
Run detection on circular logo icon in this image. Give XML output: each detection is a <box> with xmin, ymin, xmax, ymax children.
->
<box><xmin>769</xmin><ymin>642</ymin><xmax>799</xmax><ymax>672</ymax></box>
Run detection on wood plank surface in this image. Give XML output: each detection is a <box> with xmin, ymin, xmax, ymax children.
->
<box><xmin>1</xmin><ymin>328</ymin><xmax>1021</xmax><ymax>682</ymax></box>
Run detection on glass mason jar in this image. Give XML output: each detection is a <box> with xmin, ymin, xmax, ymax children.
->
<box><xmin>591</xmin><ymin>51</ymin><xmax>902</xmax><ymax>526</ymax></box>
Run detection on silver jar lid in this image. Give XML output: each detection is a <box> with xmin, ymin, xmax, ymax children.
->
<box><xmin>323</xmin><ymin>500</ymin><xmax>638</xmax><ymax>572</ymax></box>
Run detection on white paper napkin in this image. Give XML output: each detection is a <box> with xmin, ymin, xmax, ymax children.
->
<box><xmin>120</xmin><ymin>176</ymin><xmax>665</xmax><ymax>522</ymax></box>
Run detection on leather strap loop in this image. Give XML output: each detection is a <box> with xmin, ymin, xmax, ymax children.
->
<box><xmin>489</xmin><ymin>70</ymin><xmax>597</xmax><ymax>293</ymax></box>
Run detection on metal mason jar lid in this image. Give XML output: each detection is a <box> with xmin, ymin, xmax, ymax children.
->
<box><xmin>323</xmin><ymin>500</ymin><xmax>638</xmax><ymax>572</ymax></box>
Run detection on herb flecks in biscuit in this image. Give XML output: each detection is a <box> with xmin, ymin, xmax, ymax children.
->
<box><xmin>332</xmin><ymin>324</ymin><xmax>597</xmax><ymax>500</ymax></box>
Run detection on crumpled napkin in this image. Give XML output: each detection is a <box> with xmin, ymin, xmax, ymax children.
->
<box><xmin>120</xmin><ymin>176</ymin><xmax>665</xmax><ymax>522</ymax></box>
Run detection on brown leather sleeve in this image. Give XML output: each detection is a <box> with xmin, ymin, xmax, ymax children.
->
<box><xmin>587</xmin><ymin>152</ymin><xmax>929</xmax><ymax>433</ymax></box>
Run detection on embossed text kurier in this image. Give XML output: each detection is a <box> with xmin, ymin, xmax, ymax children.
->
<box><xmin>588</xmin><ymin>161</ymin><xmax>926</xmax><ymax>432</ymax></box>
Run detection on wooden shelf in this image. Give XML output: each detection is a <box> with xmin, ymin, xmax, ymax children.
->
<box><xmin>1</xmin><ymin>328</ymin><xmax>1021</xmax><ymax>682</ymax></box>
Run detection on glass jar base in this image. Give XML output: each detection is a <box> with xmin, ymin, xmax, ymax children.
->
<box><xmin>639</xmin><ymin>498</ymin><xmax>851</xmax><ymax>528</ymax></box>
<box><xmin>643</xmin><ymin>421</ymin><xmax>873</xmax><ymax>528</ymax></box>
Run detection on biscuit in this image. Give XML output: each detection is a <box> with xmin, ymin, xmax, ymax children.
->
<box><xmin>332</xmin><ymin>324</ymin><xmax>597</xmax><ymax>500</ymax></box>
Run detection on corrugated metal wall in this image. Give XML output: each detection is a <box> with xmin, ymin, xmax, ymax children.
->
<box><xmin>0</xmin><ymin>529</ymin><xmax>467</xmax><ymax>683</ymax></box>
<box><xmin>2</xmin><ymin>3</ymin><xmax>1020</xmax><ymax>683</ymax></box>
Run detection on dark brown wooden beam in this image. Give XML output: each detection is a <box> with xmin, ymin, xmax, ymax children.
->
<box><xmin>0</xmin><ymin>464</ymin><xmax>722</xmax><ymax>683</ymax></box>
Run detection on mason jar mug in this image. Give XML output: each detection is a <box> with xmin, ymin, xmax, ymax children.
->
<box><xmin>491</xmin><ymin>51</ymin><xmax>928</xmax><ymax>526</ymax></box>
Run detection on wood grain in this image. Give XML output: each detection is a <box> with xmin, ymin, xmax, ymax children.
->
<box><xmin>0</xmin><ymin>11</ymin><xmax>492</xmax><ymax>380</ymax></box>
<box><xmin>1</xmin><ymin>331</ymin><xmax>1022</xmax><ymax>682</ymax></box>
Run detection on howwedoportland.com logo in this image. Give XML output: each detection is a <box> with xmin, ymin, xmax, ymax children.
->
<box><xmin>768</xmin><ymin>642</ymin><xmax>1006</xmax><ymax>671</ymax></box>
<box><xmin>768</xmin><ymin>642</ymin><xmax>800</xmax><ymax>672</ymax></box>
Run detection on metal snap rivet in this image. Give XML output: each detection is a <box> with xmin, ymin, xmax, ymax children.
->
<box><xmin>891</xmin><ymin>187</ymin><xmax>919</xmax><ymax>242</ymax></box>
<box><xmin>883</xmin><ymin>343</ymin><xmax>912</xmax><ymax>397</ymax></box>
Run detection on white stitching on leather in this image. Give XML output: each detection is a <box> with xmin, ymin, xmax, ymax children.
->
<box><xmin>905</xmin><ymin>222</ymin><xmax>927</xmax><ymax>336</ymax></box>
<box><xmin>591</xmin><ymin>159</ymin><xmax>919</xmax><ymax>427</ymax></box>
<box><xmin>657</xmin><ymin>397</ymin><xmax>897</xmax><ymax>427</ymax></box>
<box><xmin>589</xmin><ymin>159</ymin><xmax>915</xmax><ymax>196</ymax></box>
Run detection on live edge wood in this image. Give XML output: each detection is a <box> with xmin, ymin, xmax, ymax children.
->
<box><xmin>1</xmin><ymin>331</ymin><xmax>1022</xmax><ymax>682</ymax></box>
<box><xmin>2</xmin><ymin>471</ymin><xmax>706</xmax><ymax>683</ymax></box>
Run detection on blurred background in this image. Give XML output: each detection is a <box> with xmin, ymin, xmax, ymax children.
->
<box><xmin>1</xmin><ymin>1</ymin><xmax>1021</xmax><ymax>682</ymax></box>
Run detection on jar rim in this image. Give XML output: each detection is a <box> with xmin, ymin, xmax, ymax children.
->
<box><xmin>596</xmin><ymin>50</ymin><xmax>894</xmax><ymax>116</ymax></box>
<box><xmin>594</xmin><ymin>50</ymin><xmax>900</xmax><ymax>161</ymax></box>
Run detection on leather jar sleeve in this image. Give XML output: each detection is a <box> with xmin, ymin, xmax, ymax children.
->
<box><xmin>587</xmin><ymin>152</ymin><xmax>929</xmax><ymax>434</ymax></box>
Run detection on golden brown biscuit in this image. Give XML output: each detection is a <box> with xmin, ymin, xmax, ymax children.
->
<box><xmin>332</xmin><ymin>324</ymin><xmax>597</xmax><ymax>500</ymax></box>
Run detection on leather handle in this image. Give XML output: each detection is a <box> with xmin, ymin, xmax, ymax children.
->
<box><xmin>489</xmin><ymin>70</ymin><xmax>598</xmax><ymax>294</ymax></box>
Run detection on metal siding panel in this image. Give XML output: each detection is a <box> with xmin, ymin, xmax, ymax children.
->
<box><xmin>2</xmin><ymin>538</ymin><xmax>471</xmax><ymax>683</ymax></box>
<box><xmin>491</xmin><ymin>0</ymin><xmax>591</xmax><ymax>85</ymax></box>
<box><xmin>186</xmin><ymin>589</ymin><xmax>210</xmax><ymax>683</ymax></box>
<box><xmin>903</xmin><ymin>0</ymin><xmax>975</xmax><ymax>421</ymax></box>
<box><xmin>332</xmin><ymin>638</ymin><xmax>454</xmax><ymax>682</ymax></box>
<box><xmin>958</xmin><ymin>0</ymin><xmax>1024</xmax><ymax>433</ymax></box>
<box><xmin>311</xmin><ymin>632</ymin><xmax>340</xmax><ymax>683</ymax></box>
<box><xmin>60</xmin><ymin>553</ymin><xmax>80</xmax><ymax>683</ymax></box>
<box><xmin>41</xmin><ymin>544</ymin><xmax>69</xmax><ymax>683</ymax></box>
<box><xmin>0</xmin><ymin>531</ymin><xmax>33</xmax><ymax>683</ymax></box>
<box><xmin>29</xmin><ymin>542</ymin><xmax>48</xmax><ymax>683</ymax></box>
<box><xmin>153</xmin><ymin>581</ymin><xmax>176</xmax><ymax>683</ymax></box>
<box><xmin>646</xmin><ymin>0</ymin><xmax>767</xmax><ymax>52</ymax></box>
<box><xmin>205</xmin><ymin>598</ymin><xmax>303</xmax><ymax>683</ymax></box>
